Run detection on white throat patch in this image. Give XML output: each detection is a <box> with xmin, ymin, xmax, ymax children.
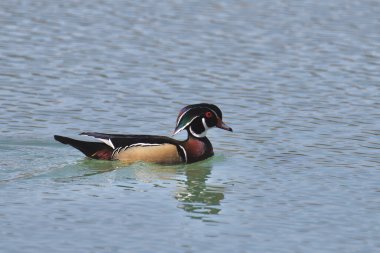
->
<box><xmin>189</xmin><ymin>117</ymin><xmax>209</xmax><ymax>138</ymax></box>
<box><xmin>202</xmin><ymin>117</ymin><xmax>209</xmax><ymax>131</ymax></box>
<box><xmin>190</xmin><ymin>126</ymin><xmax>207</xmax><ymax>138</ymax></box>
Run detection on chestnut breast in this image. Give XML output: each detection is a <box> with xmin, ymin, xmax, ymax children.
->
<box><xmin>183</xmin><ymin>137</ymin><xmax>213</xmax><ymax>163</ymax></box>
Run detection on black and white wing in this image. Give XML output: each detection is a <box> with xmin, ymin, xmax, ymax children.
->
<box><xmin>80</xmin><ymin>132</ymin><xmax>180</xmax><ymax>149</ymax></box>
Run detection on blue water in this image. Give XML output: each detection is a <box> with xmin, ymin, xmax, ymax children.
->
<box><xmin>1</xmin><ymin>0</ymin><xmax>380</xmax><ymax>252</ymax></box>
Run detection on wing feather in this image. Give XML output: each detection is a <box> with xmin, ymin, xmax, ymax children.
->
<box><xmin>80</xmin><ymin>132</ymin><xmax>180</xmax><ymax>149</ymax></box>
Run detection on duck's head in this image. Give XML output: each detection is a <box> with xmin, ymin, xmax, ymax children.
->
<box><xmin>173</xmin><ymin>103</ymin><xmax>233</xmax><ymax>138</ymax></box>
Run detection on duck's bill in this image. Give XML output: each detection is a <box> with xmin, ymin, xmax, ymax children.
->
<box><xmin>216</xmin><ymin>119</ymin><xmax>233</xmax><ymax>132</ymax></box>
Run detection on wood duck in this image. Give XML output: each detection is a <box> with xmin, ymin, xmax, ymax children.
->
<box><xmin>54</xmin><ymin>103</ymin><xmax>232</xmax><ymax>164</ymax></box>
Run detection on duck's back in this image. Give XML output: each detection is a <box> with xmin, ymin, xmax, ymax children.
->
<box><xmin>82</xmin><ymin>132</ymin><xmax>187</xmax><ymax>164</ymax></box>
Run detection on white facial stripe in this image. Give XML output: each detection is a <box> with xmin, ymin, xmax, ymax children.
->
<box><xmin>176</xmin><ymin>108</ymin><xmax>192</xmax><ymax>126</ymax></box>
<box><xmin>207</xmin><ymin>108</ymin><xmax>218</xmax><ymax>118</ymax></box>
<box><xmin>175</xmin><ymin>106</ymin><xmax>220</xmax><ymax>135</ymax></box>
<box><xmin>202</xmin><ymin>117</ymin><xmax>210</xmax><ymax>130</ymax></box>
<box><xmin>174</xmin><ymin>116</ymin><xmax>199</xmax><ymax>135</ymax></box>
<box><xmin>176</xmin><ymin>107</ymin><xmax>219</xmax><ymax>127</ymax></box>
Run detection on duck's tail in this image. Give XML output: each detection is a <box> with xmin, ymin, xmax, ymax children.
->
<box><xmin>54</xmin><ymin>135</ymin><xmax>113</xmax><ymax>160</ymax></box>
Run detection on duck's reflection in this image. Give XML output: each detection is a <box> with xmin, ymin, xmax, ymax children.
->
<box><xmin>60</xmin><ymin>159</ymin><xmax>225</xmax><ymax>219</ymax></box>
<box><xmin>175</xmin><ymin>161</ymin><xmax>224</xmax><ymax>217</ymax></box>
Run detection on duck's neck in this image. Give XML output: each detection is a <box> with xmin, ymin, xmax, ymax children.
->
<box><xmin>182</xmin><ymin>132</ymin><xmax>214</xmax><ymax>163</ymax></box>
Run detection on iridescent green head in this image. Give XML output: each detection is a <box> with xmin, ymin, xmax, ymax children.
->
<box><xmin>173</xmin><ymin>103</ymin><xmax>232</xmax><ymax>138</ymax></box>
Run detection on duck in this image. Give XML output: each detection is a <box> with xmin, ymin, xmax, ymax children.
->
<box><xmin>54</xmin><ymin>103</ymin><xmax>232</xmax><ymax>164</ymax></box>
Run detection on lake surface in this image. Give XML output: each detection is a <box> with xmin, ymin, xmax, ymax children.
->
<box><xmin>1</xmin><ymin>0</ymin><xmax>379</xmax><ymax>252</ymax></box>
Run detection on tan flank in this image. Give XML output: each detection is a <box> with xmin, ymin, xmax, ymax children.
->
<box><xmin>113</xmin><ymin>144</ymin><xmax>182</xmax><ymax>164</ymax></box>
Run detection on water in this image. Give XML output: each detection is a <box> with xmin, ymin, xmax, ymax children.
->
<box><xmin>1</xmin><ymin>0</ymin><xmax>379</xmax><ymax>252</ymax></box>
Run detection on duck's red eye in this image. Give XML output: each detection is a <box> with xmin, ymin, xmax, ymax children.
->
<box><xmin>205</xmin><ymin>112</ymin><xmax>213</xmax><ymax>118</ymax></box>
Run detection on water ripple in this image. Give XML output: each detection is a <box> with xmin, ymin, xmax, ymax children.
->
<box><xmin>1</xmin><ymin>0</ymin><xmax>380</xmax><ymax>252</ymax></box>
